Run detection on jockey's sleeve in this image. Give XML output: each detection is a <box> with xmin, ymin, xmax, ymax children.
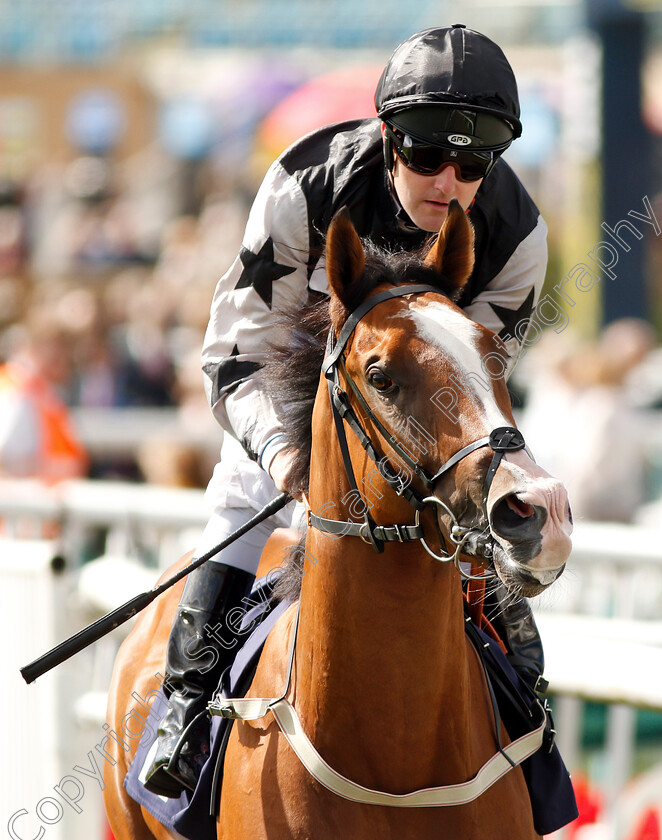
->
<box><xmin>462</xmin><ymin>214</ymin><xmax>548</xmax><ymax>378</ymax></box>
<box><xmin>201</xmin><ymin>159</ymin><xmax>312</xmax><ymax>466</ymax></box>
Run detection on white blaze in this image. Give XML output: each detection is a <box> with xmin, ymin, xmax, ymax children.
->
<box><xmin>408</xmin><ymin>300</ymin><xmax>509</xmax><ymax>431</ymax></box>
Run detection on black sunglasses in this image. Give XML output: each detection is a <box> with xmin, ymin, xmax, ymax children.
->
<box><xmin>387</xmin><ymin>127</ymin><xmax>497</xmax><ymax>182</ymax></box>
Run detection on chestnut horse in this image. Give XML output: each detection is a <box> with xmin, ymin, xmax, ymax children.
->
<box><xmin>104</xmin><ymin>202</ymin><xmax>573</xmax><ymax>839</ymax></box>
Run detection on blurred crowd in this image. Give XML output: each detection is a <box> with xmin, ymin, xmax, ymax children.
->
<box><xmin>515</xmin><ymin>317</ymin><xmax>662</xmax><ymax>525</ymax></box>
<box><xmin>0</xmin><ymin>152</ymin><xmax>249</xmax><ymax>487</ymax></box>
<box><xmin>1</xmin><ymin>152</ymin><xmax>662</xmax><ymax>524</ymax></box>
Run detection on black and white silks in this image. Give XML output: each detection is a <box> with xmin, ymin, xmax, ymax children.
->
<box><xmin>201</xmin><ymin>118</ymin><xmax>547</xmax><ymax>473</ymax></box>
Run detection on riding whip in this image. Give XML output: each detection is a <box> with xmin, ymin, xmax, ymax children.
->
<box><xmin>20</xmin><ymin>491</ymin><xmax>291</xmax><ymax>684</ymax></box>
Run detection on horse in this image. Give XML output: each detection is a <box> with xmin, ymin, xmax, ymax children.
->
<box><xmin>104</xmin><ymin>201</ymin><xmax>573</xmax><ymax>840</ymax></box>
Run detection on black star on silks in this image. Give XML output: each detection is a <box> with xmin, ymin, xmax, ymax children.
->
<box><xmin>203</xmin><ymin>344</ymin><xmax>260</xmax><ymax>402</ymax></box>
<box><xmin>235</xmin><ymin>238</ymin><xmax>296</xmax><ymax>309</ymax></box>
<box><xmin>489</xmin><ymin>288</ymin><xmax>536</xmax><ymax>342</ymax></box>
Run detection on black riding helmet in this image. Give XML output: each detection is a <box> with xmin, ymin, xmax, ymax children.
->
<box><xmin>375</xmin><ymin>25</ymin><xmax>522</xmax><ymax>161</ymax></box>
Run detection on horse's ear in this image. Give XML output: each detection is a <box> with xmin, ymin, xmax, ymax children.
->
<box><xmin>325</xmin><ymin>208</ymin><xmax>368</xmax><ymax>315</ymax></box>
<box><xmin>424</xmin><ymin>199</ymin><xmax>475</xmax><ymax>293</ymax></box>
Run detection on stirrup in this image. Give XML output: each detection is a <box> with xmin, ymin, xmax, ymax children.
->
<box><xmin>144</xmin><ymin>710</ymin><xmax>209</xmax><ymax>797</ymax></box>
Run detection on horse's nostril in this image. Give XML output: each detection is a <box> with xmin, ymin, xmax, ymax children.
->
<box><xmin>505</xmin><ymin>494</ymin><xmax>535</xmax><ymax>520</ymax></box>
<box><xmin>491</xmin><ymin>494</ymin><xmax>539</xmax><ymax>538</ymax></box>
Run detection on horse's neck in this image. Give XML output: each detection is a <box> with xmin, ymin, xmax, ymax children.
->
<box><xmin>294</xmin><ymin>385</ymin><xmax>486</xmax><ymax>791</ymax></box>
<box><xmin>294</xmin><ymin>525</ymin><xmax>476</xmax><ymax>791</ymax></box>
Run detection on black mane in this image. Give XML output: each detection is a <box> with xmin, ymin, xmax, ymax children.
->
<box><xmin>260</xmin><ymin>238</ymin><xmax>460</xmax><ymax>497</ymax></box>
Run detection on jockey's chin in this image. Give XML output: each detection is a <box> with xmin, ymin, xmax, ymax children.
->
<box><xmin>390</xmin><ymin>157</ymin><xmax>482</xmax><ymax>233</ymax></box>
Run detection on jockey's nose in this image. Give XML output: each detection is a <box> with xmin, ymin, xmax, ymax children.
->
<box><xmin>432</xmin><ymin>163</ymin><xmax>458</xmax><ymax>192</ymax></box>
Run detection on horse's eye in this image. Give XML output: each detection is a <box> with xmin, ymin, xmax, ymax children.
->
<box><xmin>367</xmin><ymin>369</ymin><xmax>396</xmax><ymax>394</ymax></box>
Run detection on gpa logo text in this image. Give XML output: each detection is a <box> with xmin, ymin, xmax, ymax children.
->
<box><xmin>447</xmin><ymin>134</ymin><xmax>471</xmax><ymax>146</ymax></box>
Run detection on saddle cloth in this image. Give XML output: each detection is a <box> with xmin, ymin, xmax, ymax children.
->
<box><xmin>123</xmin><ymin>577</ymin><xmax>287</xmax><ymax>840</ymax></box>
<box><xmin>124</xmin><ymin>576</ymin><xmax>577</xmax><ymax>838</ymax></box>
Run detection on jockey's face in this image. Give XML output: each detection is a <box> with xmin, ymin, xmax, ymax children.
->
<box><xmin>383</xmin><ymin>125</ymin><xmax>483</xmax><ymax>232</ymax></box>
<box><xmin>390</xmin><ymin>152</ymin><xmax>482</xmax><ymax>233</ymax></box>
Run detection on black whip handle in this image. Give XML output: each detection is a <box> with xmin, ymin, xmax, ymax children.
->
<box><xmin>20</xmin><ymin>492</ymin><xmax>291</xmax><ymax>684</ymax></box>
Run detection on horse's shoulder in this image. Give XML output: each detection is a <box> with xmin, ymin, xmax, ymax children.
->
<box><xmin>242</xmin><ymin>600</ymin><xmax>299</xmax><ymax>720</ymax></box>
<box><xmin>109</xmin><ymin>554</ymin><xmax>192</xmax><ymax>716</ymax></box>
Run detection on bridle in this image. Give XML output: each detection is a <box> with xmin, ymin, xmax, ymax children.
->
<box><xmin>210</xmin><ymin>286</ymin><xmax>551</xmax><ymax>805</ymax></box>
<box><xmin>308</xmin><ymin>284</ymin><xmax>527</xmax><ymax>578</ymax></box>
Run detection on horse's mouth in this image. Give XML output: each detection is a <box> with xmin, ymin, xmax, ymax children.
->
<box><xmin>430</xmin><ymin>490</ymin><xmax>568</xmax><ymax>597</ymax></box>
<box><xmin>490</xmin><ymin>541</ymin><xmax>565</xmax><ymax>597</ymax></box>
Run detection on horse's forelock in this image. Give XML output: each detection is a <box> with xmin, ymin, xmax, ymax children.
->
<box><xmin>330</xmin><ymin>242</ymin><xmax>461</xmax><ymax>332</ymax></box>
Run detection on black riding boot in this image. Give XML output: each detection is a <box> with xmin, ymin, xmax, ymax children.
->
<box><xmin>489</xmin><ymin>581</ymin><xmax>547</xmax><ymax>693</ymax></box>
<box><xmin>143</xmin><ymin>562</ymin><xmax>255</xmax><ymax>797</ymax></box>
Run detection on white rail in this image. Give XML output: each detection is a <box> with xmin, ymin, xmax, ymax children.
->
<box><xmin>527</xmin><ymin>519</ymin><xmax>662</xmax><ymax>823</ymax></box>
<box><xmin>3</xmin><ymin>541</ymin><xmax>110</xmax><ymax>840</ymax></box>
<box><xmin>72</xmin><ymin>407</ymin><xmax>219</xmax><ymax>458</ymax></box>
<box><xmin>2</xmin><ymin>478</ymin><xmax>661</xmax><ymax>839</ymax></box>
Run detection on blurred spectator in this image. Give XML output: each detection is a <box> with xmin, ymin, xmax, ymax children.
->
<box><xmin>137</xmin><ymin>438</ymin><xmax>208</xmax><ymax>488</ymax></box>
<box><xmin>0</xmin><ymin>276</ymin><xmax>30</xmax><ymax>330</ymax></box>
<box><xmin>625</xmin><ymin>345</ymin><xmax>662</xmax><ymax>410</ymax></box>
<box><xmin>518</xmin><ymin>319</ymin><xmax>658</xmax><ymax>523</ymax></box>
<box><xmin>55</xmin><ymin>286</ymin><xmax>118</xmax><ymax>408</ymax></box>
<box><xmin>31</xmin><ymin>156</ymin><xmax>153</xmax><ymax>278</ymax></box>
<box><xmin>0</xmin><ymin>178</ymin><xmax>28</xmax><ymax>277</ymax></box>
<box><xmin>111</xmin><ymin>271</ymin><xmax>177</xmax><ymax>407</ymax></box>
<box><xmin>0</xmin><ymin>311</ymin><xmax>88</xmax><ymax>482</ymax></box>
<box><xmin>600</xmin><ymin>317</ymin><xmax>659</xmax><ymax>408</ymax></box>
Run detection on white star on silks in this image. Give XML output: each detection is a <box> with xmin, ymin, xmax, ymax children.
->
<box><xmin>235</xmin><ymin>238</ymin><xmax>296</xmax><ymax>309</ymax></box>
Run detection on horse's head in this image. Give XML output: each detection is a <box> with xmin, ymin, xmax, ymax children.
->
<box><xmin>322</xmin><ymin>202</ymin><xmax>572</xmax><ymax>597</ymax></box>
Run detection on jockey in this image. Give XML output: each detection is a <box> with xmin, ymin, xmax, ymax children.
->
<box><xmin>145</xmin><ymin>24</ymin><xmax>549</xmax><ymax>796</ymax></box>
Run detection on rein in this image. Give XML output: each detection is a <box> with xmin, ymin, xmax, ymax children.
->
<box><xmin>311</xmin><ymin>284</ymin><xmax>526</xmax><ymax>575</ymax></box>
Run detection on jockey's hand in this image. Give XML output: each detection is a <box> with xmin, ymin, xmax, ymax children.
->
<box><xmin>268</xmin><ymin>448</ymin><xmax>303</xmax><ymax>501</ymax></box>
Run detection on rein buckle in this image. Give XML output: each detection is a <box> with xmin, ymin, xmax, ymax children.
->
<box><xmin>216</xmin><ymin>705</ymin><xmax>241</xmax><ymax>719</ymax></box>
<box><xmin>392</xmin><ymin>524</ymin><xmax>407</xmax><ymax>543</ymax></box>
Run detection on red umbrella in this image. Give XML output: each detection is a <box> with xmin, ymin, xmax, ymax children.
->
<box><xmin>256</xmin><ymin>64</ymin><xmax>383</xmax><ymax>162</ymax></box>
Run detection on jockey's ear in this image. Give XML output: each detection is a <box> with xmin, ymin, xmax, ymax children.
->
<box><xmin>325</xmin><ymin>208</ymin><xmax>370</xmax><ymax>321</ymax></box>
<box><xmin>424</xmin><ymin>199</ymin><xmax>475</xmax><ymax>295</ymax></box>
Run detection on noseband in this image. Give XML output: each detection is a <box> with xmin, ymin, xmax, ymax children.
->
<box><xmin>308</xmin><ymin>284</ymin><xmax>526</xmax><ymax>576</ymax></box>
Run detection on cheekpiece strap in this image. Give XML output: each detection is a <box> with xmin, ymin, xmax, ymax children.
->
<box><xmin>428</xmin><ymin>436</ymin><xmax>492</xmax><ymax>484</ymax></box>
